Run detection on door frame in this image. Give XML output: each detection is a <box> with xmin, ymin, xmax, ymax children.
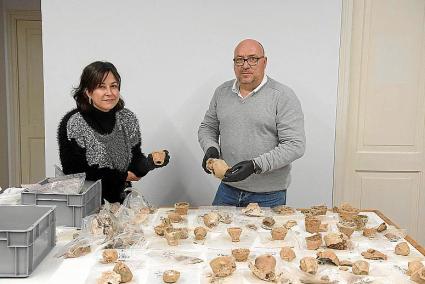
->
<box><xmin>333</xmin><ymin>0</ymin><xmax>354</xmax><ymax>206</ymax></box>
<box><xmin>5</xmin><ymin>10</ymin><xmax>41</xmax><ymax>186</ymax></box>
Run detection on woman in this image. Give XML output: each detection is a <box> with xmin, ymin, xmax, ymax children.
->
<box><xmin>57</xmin><ymin>61</ymin><xmax>169</xmax><ymax>203</ymax></box>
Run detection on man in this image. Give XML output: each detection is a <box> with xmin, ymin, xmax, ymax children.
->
<box><xmin>198</xmin><ymin>39</ymin><xmax>305</xmax><ymax>207</ymax></box>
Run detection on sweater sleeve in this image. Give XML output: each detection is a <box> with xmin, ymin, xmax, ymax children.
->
<box><xmin>127</xmin><ymin>142</ymin><xmax>151</xmax><ymax>178</ymax></box>
<box><xmin>253</xmin><ymin>88</ymin><xmax>306</xmax><ymax>173</ymax></box>
<box><xmin>57</xmin><ymin>110</ymin><xmax>128</xmax><ymax>202</ymax></box>
<box><xmin>198</xmin><ymin>88</ymin><xmax>221</xmax><ymax>153</ymax></box>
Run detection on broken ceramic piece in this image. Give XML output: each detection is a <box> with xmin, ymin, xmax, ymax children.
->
<box><xmin>300</xmin><ymin>257</ymin><xmax>318</xmax><ymax>275</ymax></box>
<box><xmin>306</xmin><ymin>233</ymin><xmax>322</xmax><ymax>250</ymax></box>
<box><xmin>249</xmin><ymin>254</ymin><xmax>277</xmax><ymax>282</ymax></box>
<box><xmin>280</xmin><ymin>247</ymin><xmax>296</xmax><ymax>262</ymax></box>
<box><xmin>151</xmin><ymin>150</ymin><xmax>166</xmax><ymax>165</ymax></box>
<box><xmin>164</xmin><ymin>228</ymin><xmax>180</xmax><ymax>246</ymax></box>
<box><xmin>168</xmin><ymin>211</ymin><xmax>183</xmax><ymax>223</ymax></box>
<box><xmin>305</xmin><ymin>216</ymin><xmax>321</xmax><ymax>234</ymax></box>
<box><xmin>316</xmin><ymin>250</ymin><xmax>340</xmax><ymax>266</ymax></box>
<box><xmin>206</xmin><ymin>158</ymin><xmax>230</xmax><ymax>179</ymax></box>
<box><xmin>97</xmin><ymin>271</ymin><xmax>121</xmax><ymax>284</ymax></box>
<box><xmin>352</xmin><ymin>260</ymin><xmax>369</xmax><ymax>275</ymax></box>
<box><xmin>271</xmin><ymin>227</ymin><xmax>288</xmax><ymax>241</ymax></box>
<box><xmin>411</xmin><ymin>267</ymin><xmax>425</xmax><ymax>284</ymax></box>
<box><xmin>163</xmin><ymin>270</ymin><xmax>180</xmax><ymax>283</ymax></box>
<box><xmin>203</xmin><ymin>212</ymin><xmax>220</xmax><ymax>228</ymax></box>
<box><xmin>64</xmin><ymin>245</ymin><xmax>91</xmax><ymax>258</ymax></box>
<box><xmin>362</xmin><ymin>227</ymin><xmax>377</xmax><ymax>238</ymax></box>
<box><xmin>242</xmin><ymin>203</ymin><xmax>264</xmax><ymax>217</ymax></box>
<box><xmin>395</xmin><ymin>242</ymin><xmax>410</xmax><ymax>256</ymax></box>
<box><xmin>262</xmin><ymin>217</ymin><xmax>275</xmax><ymax>229</ymax></box>
<box><xmin>113</xmin><ymin>261</ymin><xmax>133</xmax><ymax>283</ymax></box>
<box><xmin>319</xmin><ymin>223</ymin><xmax>328</xmax><ymax>232</ymax></box>
<box><xmin>361</xmin><ymin>248</ymin><xmax>388</xmax><ymax>260</ymax></box>
<box><xmin>209</xmin><ymin>256</ymin><xmax>236</xmax><ymax>277</ymax></box>
<box><xmin>272</xmin><ymin>205</ymin><xmax>295</xmax><ymax>215</ymax></box>
<box><xmin>353</xmin><ymin>214</ymin><xmax>368</xmax><ymax>231</ymax></box>
<box><xmin>194</xmin><ymin>226</ymin><xmax>208</xmax><ymax>240</ymax></box>
<box><xmin>407</xmin><ymin>261</ymin><xmax>424</xmax><ymax>276</ymax></box>
<box><xmin>285</xmin><ymin>220</ymin><xmax>297</xmax><ymax>229</ymax></box>
<box><xmin>376</xmin><ymin>222</ymin><xmax>387</xmax><ymax>232</ymax></box>
<box><xmin>337</xmin><ymin>222</ymin><xmax>355</xmax><ymax>238</ymax></box>
<box><xmin>324</xmin><ymin>233</ymin><xmax>348</xmax><ymax>250</ymax></box>
<box><xmin>102</xmin><ymin>249</ymin><xmax>118</xmax><ymax>263</ymax></box>
<box><xmin>337</xmin><ymin>203</ymin><xmax>360</xmax><ymax>222</ymax></box>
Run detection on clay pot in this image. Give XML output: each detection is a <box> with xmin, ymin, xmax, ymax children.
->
<box><xmin>203</xmin><ymin>212</ymin><xmax>220</xmax><ymax>228</ymax></box>
<box><xmin>206</xmin><ymin>158</ymin><xmax>230</xmax><ymax>179</ymax></box>
<box><xmin>113</xmin><ymin>261</ymin><xmax>133</xmax><ymax>283</ymax></box>
<box><xmin>311</xmin><ymin>205</ymin><xmax>328</xmax><ymax>215</ymax></box>
<box><xmin>271</xmin><ymin>227</ymin><xmax>288</xmax><ymax>240</ymax></box>
<box><xmin>174</xmin><ymin>227</ymin><xmax>189</xmax><ymax>239</ymax></box>
<box><xmin>102</xmin><ymin>249</ymin><xmax>118</xmax><ymax>263</ymax></box>
<box><xmin>407</xmin><ymin>261</ymin><xmax>424</xmax><ymax>276</ymax></box>
<box><xmin>361</xmin><ymin>249</ymin><xmax>387</xmax><ymax>260</ymax></box>
<box><xmin>227</xmin><ymin>227</ymin><xmax>242</xmax><ymax>242</ymax></box>
<box><xmin>337</xmin><ymin>222</ymin><xmax>355</xmax><ymax>238</ymax></box>
<box><xmin>316</xmin><ymin>250</ymin><xmax>340</xmax><ymax>266</ymax></box>
<box><xmin>305</xmin><ymin>216</ymin><xmax>321</xmax><ymax>234</ymax></box>
<box><xmin>352</xmin><ymin>260</ymin><xmax>369</xmax><ymax>275</ymax></box>
<box><xmin>306</xmin><ymin>234</ymin><xmax>322</xmax><ymax>250</ymax></box>
<box><xmin>395</xmin><ymin>242</ymin><xmax>410</xmax><ymax>256</ymax></box>
<box><xmin>280</xmin><ymin>247</ymin><xmax>296</xmax><ymax>262</ymax></box>
<box><xmin>337</xmin><ymin>203</ymin><xmax>360</xmax><ymax>221</ymax></box>
<box><xmin>249</xmin><ymin>254</ymin><xmax>277</xmax><ymax>282</ymax></box>
<box><xmin>353</xmin><ymin>214</ymin><xmax>368</xmax><ymax>231</ymax></box>
<box><xmin>324</xmin><ymin>233</ymin><xmax>348</xmax><ymax>250</ymax></box>
<box><xmin>411</xmin><ymin>267</ymin><xmax>425</xmax><ymax>284</ymax></box>
<box><xmin>209</xmin><ymin>256</ymin><xmax>236</xmax><ymax>277</ymax></box>
<box><xmin>194</xmin><ymin>226</ymin><xmax>208</xmax><ymax>240</ymax></box>
<box><xmin>174</xmin><ymin>202</ymin><xmax>189</xmax><ymax>215</ymax></box>
<box><xmin>151</xmin><ymin>150</ymin><xmax>166</xmax><ymax>165</ymax></box>
<box><xmin>300</xmin><ymin>257</ymin><xmax>318</xmax><ymax>275</ymax></box>
<box><xmin>164</xmin><ymin>229</ymin><xmax>180</xmax><ymax>246</ymax></box>
<box><xmin>162</xmin><ymin>270</ymin><xmax>180</xmax><ymax>283</ymax></box>
<box><xmin>232</xmin><ymin>248</ymin><xmax>250</xmax><ymax>262</ymax></box>
<box><xmin>168</xmin><ymin>212</ymin><xmax>183</xmax><ymax>223</ymax></box>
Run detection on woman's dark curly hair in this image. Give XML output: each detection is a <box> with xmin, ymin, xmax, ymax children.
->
<box><xmin>73</xmin><ymin>61</ymin><xmax>124</xmax><ymax>112</ymax></box>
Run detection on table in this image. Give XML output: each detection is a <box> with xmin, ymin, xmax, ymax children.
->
<box><xmin>2</xmin><ymin>207</ymin><xmax>424</xmax><ymax>283</ymax></box>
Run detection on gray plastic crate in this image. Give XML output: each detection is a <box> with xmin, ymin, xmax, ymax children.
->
<box><xmin>21</xmin><ymin>179</ymin><xmax>102</xmax><ymax>228</ymax></box>
<box><xmin>0</xmin><ymin>205</ymin><xmax>56</xmax><ymax>277</ymax></box>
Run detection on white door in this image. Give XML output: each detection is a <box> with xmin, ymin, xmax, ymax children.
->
<box><xmin>335</xmin><ymin>0</ymin><xmax>425</xmax><ymax>244</ymax></box>
<box><xmin>16</xmin><ymin>20</ymin><xmax>45</xmax><ymax>184</ymax></box>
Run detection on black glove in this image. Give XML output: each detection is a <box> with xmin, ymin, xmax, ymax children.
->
<box><xmin>147</xmin><ymin>150</ymin><xmax>170</xmax><ymax>170</ymax></box>
<box><xmin>202</xmin><ymin>147</ymin><xmax>220</xmax><ymax>173</ymax></box>
<box><xmin>222</xmin><ymin>160</ymin><xmax>255</xmax><ymax>182</ymax></box>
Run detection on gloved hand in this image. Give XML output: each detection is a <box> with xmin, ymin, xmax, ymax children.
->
<box><xmin>202</xmin><ymin>147</ymin><xmax>220</xmax><ymax>173</ymax></box>
<box><xmin>222</xmin><ymin>160</ymin><xmax>255</xmax><ymax>182</ymax></box>
<box><xmin>147</xmin><ymin>150</ymin><xmax>170</xmax><ymax>170</ymax></box>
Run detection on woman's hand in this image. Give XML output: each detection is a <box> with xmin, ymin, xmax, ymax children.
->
<box><xmin>127</xmin><ymin>171</ymin><xmax>141</xmax><ymax>181</ymax></box>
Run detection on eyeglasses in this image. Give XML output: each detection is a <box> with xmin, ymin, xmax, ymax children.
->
<box><xmin>233</xmin><ymin>56</ymin><xmax>264</xmax><ymax>66</ymax></box>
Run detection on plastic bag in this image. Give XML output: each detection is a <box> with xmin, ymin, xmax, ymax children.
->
<box><xmin>23</xmin><ymin>172</ymin><xmax>86</xmax><ymax>194</ymax></box>
<box><xmin>122</xmin><ymin>187</ymin><xmax>155</xmax><ymax>213</ymax></box>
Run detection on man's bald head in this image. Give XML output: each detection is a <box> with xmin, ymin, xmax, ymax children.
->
<box><xmin>234</xmin><ymin>39</ymin><xmax>265</xmax><ymax>57</ymax></box>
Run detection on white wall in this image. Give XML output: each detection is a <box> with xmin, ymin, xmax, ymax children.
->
<box><xmin>42</xmin><ymin>0</ymin><xmax>341</xmax><ymax>207</ymax></box>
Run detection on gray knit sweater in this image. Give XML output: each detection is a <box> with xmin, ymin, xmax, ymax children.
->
<box><xmin>198</xmin><ymin>76</ymin><xmax>306</xmax><ymax>193</ymax></box>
